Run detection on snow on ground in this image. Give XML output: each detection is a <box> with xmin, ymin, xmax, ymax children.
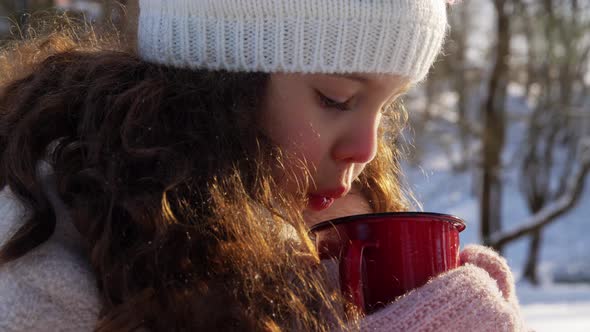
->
<box><xmin>518</xmin><ymin>283</ymin><xmax>590</xmax><ymax>332</ymax></box>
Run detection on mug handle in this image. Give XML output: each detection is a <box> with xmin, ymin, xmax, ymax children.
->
<box><xmin>340</xmin><ymin>240</ymin><xmax>379</xmax><ymax>313</ymax></box>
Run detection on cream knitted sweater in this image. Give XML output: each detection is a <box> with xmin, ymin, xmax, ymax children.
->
<box><xmin>0</xmin><ymin>175</ymin><xmax>528</xmax><ymax>331</ymax></box>
<box><xmin>0</xmin><ymin>175</ymin><xmax>100</xmax><ymax>331</ymax></box>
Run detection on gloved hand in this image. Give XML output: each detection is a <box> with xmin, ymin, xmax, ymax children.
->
<box><xmin>358</xmin><ymin>245</ymin><xmax>528</xmax><ymax>332</ymax></box>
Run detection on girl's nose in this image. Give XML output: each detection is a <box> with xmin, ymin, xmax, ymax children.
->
<box><xmin>331</xmin><ymin>116</ymin><xmax>379</xmax><ymax>164</ymax></box>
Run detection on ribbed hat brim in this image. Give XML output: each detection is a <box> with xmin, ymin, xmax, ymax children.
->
<box><xmin>138</xmin><ymin>0</ymin><xmax>448</xmax><ymax>82</ymax></box>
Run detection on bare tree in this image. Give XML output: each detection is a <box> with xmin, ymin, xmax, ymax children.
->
<box><xmin>480</xmin><ymin>0</ymin><xmax>511</xmax><ymax>251</ymax></box>
<box><xmin>498</xmin><ymin>0</ymin><xmax>590</xmax><ymax>284</ymax></box>
<box><xmin>448</xmin><ymin>0</ymin><xmax>472</xmax><ymax>171</ymax></box>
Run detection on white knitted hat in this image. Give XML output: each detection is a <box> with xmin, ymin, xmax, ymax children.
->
<box><xmin>137</xmin><ymin>0</ymin><xmax>448</xmax><ymax>83</ymax></box>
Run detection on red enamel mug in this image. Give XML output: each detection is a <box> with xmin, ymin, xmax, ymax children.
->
<box><xmin>309</xmin><ymin>212</ymin><xmax>466</xmax><ymax>314</ymax></box>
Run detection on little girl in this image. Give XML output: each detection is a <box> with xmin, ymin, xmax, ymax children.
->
<box><xmin>0</xmin><ymin>0</ymin><xmax>528</xmax><ymax>331</ymax></box>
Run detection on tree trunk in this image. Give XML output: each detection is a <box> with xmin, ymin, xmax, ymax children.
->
<box><xmin>449</xmin><ymin>2</ymin><xmax>469</xmax><ymax>171</ymax></box>
<box><xmin>523</xmin><ymin>229</ymin><xmax>542</xmax><ymax>285</ymax></box>
<box><xmin>481</xmin><ymin>0</ymin><xmax>510</xmax><ymax>253</ymax></box>
<box><xmin>124</xmin><ymin>0</ymin><xmax>139</xmax><ymax>48</ymax></box>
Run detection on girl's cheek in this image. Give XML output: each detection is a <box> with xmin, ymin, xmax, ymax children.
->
<box><xmin>285</xmin><ymin>123</ymin><xmax>323</xmax><ymax>160</ymax></box>
<box><xmin>273</xmin><ymin>125</ymin><xmax>323</xmax><ymax>184</ymax></box>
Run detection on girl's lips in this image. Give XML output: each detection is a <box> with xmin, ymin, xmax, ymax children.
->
<box><xmin>307</xmin><ymin>195</ymin><xmax>335</xmax><ymax>211</ymax></box>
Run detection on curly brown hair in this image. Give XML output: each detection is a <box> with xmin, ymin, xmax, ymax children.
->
<box><xmin>0</xmin><ymin>22</ymin><xmax>411</xmax><ymax>331</ymax></box>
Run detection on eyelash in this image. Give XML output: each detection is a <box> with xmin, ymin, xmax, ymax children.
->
<box><xmin>316</xmin><ymin>90</ymin><xmax>402</xmax><ymax>114</ymax></box>
<box><xmin>316</xmin><ymin>91</ymin><xmax>352</xmax><ymax>111</ymax></box>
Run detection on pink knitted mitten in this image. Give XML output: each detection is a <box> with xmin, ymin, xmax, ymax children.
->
<box><xmin>358</xmin><ymin>245</ymin><xmax>527</xmax><ymax>332</ymax></box>
<box><xmin>460</xmin><ymin>244</ymin><xmax>521</xmax><ymax>309</ymax></box>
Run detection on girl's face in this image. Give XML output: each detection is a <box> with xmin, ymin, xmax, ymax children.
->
<box><xmin>260</xmin><ymin>73</ymin><xmax>409</xmax><ymax>219</ymax></box>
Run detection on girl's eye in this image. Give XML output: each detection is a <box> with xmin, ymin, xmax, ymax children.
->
<box><xmin>316</xmin><ymin>91</ymin><xmax>352</xmax><ymax>111</ymax></box>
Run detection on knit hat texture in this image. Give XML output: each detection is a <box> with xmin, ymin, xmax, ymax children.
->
<box><xmin>138</xmin><ymin>0</ymin><xmax>449</xmax><ymax>82</ymax></box>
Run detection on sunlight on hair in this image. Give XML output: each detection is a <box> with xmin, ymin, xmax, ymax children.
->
<box><xmin>0</xmin><ymin>10</ymin><xmax>125</xmax><ymax>86</ymax></box>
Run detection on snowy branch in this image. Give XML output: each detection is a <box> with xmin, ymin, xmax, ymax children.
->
<box><xmin>489</xmin><ymin>139</ymin><xmax>590</xmax><ymax>248</ymax></box>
